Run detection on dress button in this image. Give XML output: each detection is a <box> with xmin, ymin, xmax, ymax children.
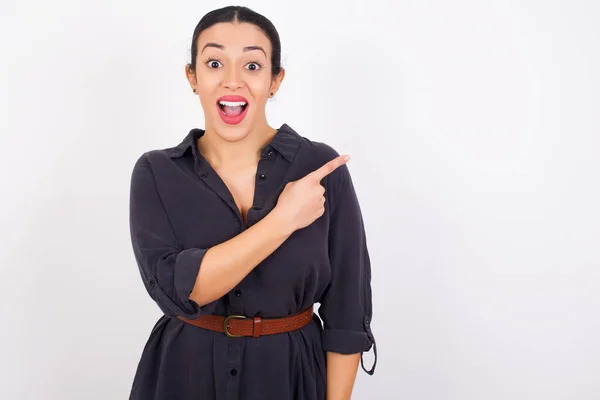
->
<box><xmin>230</xmin><ymin>368</ymin><xmax>238</xmax><ymax>376</ymax></box>
<box><xmin>267</xmin><ymin>149</ymin><xmax>273</xmax><ymax>156</ymax></box>
<box><xmin>149</xmin><ymin>280</ymin><xmax>156</xmax><ymax>287</ymax></box>
<box><xmin>234</xmin><ymin>288</ymin><xmax>242</xmax><ymax>297</ymax></box>
<box><xmin>258</xmin><ymin>173</ymin><xmax>267</xmax><ymax>180</ymax></box>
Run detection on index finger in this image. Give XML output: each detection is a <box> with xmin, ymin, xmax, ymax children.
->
<box><xmin>306</xmin><ymin>154</ymin><xmax>350</xmax><ymax>181</ymax></box>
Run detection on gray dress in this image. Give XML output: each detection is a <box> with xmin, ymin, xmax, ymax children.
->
<box><xmin>128</xmin><ymin>123</ymin><xmax>377</xmax><ymax>399</ymax></box>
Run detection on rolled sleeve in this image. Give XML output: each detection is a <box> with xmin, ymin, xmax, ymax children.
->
<box><xmin>318</xmin><ymin>163</ymin><xmax>377</xmax><ymax>375</ymax></box>
<box><xmin>129</xmin><ymin>153</ymin><xmax>217</xmax><ymax>319</ymax></box>
<box><xmin>321</xmin><ymin>329</ymin><xmax>371</xmax><ymax>353</ymax></box>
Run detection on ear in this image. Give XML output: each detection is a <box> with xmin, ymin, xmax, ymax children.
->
<box><xmin>269</xmin><ymin>68</ymin><xmax>286</xmax><ymax>95</ymax></box>
<box><xmin>185</xmin><ymin>64</ymin><xmax>197</xmax><ymax>92</ymax></box>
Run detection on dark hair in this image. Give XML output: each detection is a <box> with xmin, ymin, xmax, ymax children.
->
<box><xmin>188</xmin><ymin>6</ymin><xmax>282</xmax><ymax>78</ymax></box>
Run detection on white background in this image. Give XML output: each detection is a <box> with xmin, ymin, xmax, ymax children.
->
<box><xmin>1</xmin><ymin>0</ymin><xmax>599</xmax><ymax>399</ymax></box>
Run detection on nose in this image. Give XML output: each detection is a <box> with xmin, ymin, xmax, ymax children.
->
<box><xmin>222</xmin><ymin>65</ymin><xmax>243</xmax><ymax>90</ymax></box>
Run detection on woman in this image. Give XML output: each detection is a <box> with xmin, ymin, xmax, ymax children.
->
<box><xmin>128</xmin><ymin>6</ymin><xmax>376</xmax><ymax>400</ymax></box>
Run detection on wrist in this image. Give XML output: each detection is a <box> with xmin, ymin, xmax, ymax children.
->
<box><xmin>266</xmin><ymin>207</ymin><xmax>295</xmax><ymax>237</ymax></box>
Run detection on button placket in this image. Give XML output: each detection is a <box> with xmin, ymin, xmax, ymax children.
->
<box><xmin>261</xmin><ymin>146</ymin><xmax>274</xmax><ymax>159</ymax></box>
<box><xmin>246</xmin><ymin>154</ymin><xmax>274</xmax><ymax>228</ymax></box>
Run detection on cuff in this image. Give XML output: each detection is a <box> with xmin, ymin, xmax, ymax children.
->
<box><xmin>322</xmin><ymin>329</ymin><xmax>372</xmax><ymax>354</ymax></box>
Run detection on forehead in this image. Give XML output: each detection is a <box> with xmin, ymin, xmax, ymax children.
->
<box><xmin>197</xmin><ymin>22</ymin><xmax>272</xmax><ymax>55</ymax></box>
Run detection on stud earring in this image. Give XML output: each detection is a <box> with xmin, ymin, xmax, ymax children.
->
<box><xmin>270</xmin><ymin>92</ymin><xmax>274</xmax><ymax>97</ymax></box>
<box><xmin>193</xmin><ymin>88</ymin><xmax>197</xmax><ymax>93</ymax></box>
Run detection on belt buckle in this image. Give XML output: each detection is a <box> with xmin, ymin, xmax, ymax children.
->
<box><xmin>224</xmin><ymin>315</ymin><xmax>246</xmax><ymax>338</ymax></box>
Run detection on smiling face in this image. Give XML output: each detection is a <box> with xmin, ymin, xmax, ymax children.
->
<box><xmin>186</xmin><ymin>22</ymin><xmax>284</xmax><ymax>139</ymax></box>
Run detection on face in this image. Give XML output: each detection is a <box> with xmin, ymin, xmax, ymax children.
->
<box><xmin>186</xmin><ymin>22</ymin><xmax>284</xmax><ymax>139</ymax></box>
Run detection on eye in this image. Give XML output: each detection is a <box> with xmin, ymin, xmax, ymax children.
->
<box><xmin>205</xmin><ymin>58</ymin><xmax>222</xmax><ymax>69</ymax></box>
<box><xmin>245</xmin><ymin>60</ymin><xmax>264</xmax><ymax>71</ymax></box>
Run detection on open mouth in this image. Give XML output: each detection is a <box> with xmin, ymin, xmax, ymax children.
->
<box><xmin>217</xmin><ymin>100</ymin><xmax>248</xmax><ymax>117</ymax></box>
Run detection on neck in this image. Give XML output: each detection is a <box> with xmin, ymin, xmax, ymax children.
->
<box><xmin>198</xmin><ymin>122</ymin><xmax>277</xmax><ymax>170</ymax></box>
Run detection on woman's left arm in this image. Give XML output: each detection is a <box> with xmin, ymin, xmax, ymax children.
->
<box><xmin>318</xmin><ymin>159</ymin><xmax>377</xmax><ymax>399</ymax></box>
<box><xmin>326</xmin><ymin>352</ymin><xmax>361</xmax><ymax>400</ymax></box>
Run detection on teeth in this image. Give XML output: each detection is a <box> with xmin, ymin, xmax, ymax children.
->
<box><xmin>219</xmin><ymin>100</ymin><xmax>247</xmax><ymax>107</ymax></box>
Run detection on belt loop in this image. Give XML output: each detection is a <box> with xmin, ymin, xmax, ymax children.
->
<box><xmin>252</xmin><ymin>316</ymin><xmax>262</xmax><ymax>338</ymax></box>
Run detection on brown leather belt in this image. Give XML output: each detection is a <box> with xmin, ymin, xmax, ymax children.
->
<box><xmin>177</xmin><ymin>306</ymin><xmax>314</xmax><ymax>338</ymax></box>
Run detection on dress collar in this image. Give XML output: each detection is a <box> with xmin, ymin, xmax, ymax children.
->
<box><xmin>164</xmin><ymin>123</ymin><xmax>302</xmax><ymax>163</ymax></box>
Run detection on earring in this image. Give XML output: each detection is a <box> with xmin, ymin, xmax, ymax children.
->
<box><xmin>193</xmin><ymin>88</ymin><xmax>197</xmax><ymax>93</ymax></box>
<box><xmin>270</xmin><ymin>92</ymin><xmax>274</xmax><ymax>97</ymax></box>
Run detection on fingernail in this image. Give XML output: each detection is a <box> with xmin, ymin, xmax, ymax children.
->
<box><xmin>344</xmin><ymin>155</ymin><xmax>351</xmax><ymax>161</ymax></box>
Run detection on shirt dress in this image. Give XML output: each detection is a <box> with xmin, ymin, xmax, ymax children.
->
<box><xmin>128</xmin><ymin>123</ymin><xmax>377</xmax><ymax>400</ymax></box>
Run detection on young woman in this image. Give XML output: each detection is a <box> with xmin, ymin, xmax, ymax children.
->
<box><xmin>128</xmin><ymin>6</ymin><xmax>377</xmax><ymax>399</ymax></box>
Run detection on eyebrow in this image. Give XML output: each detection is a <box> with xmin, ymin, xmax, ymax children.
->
<box><xmin>201</xmin><ymin>42</ymin><xmax>267</xmax><ymax>57</ymax></box>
